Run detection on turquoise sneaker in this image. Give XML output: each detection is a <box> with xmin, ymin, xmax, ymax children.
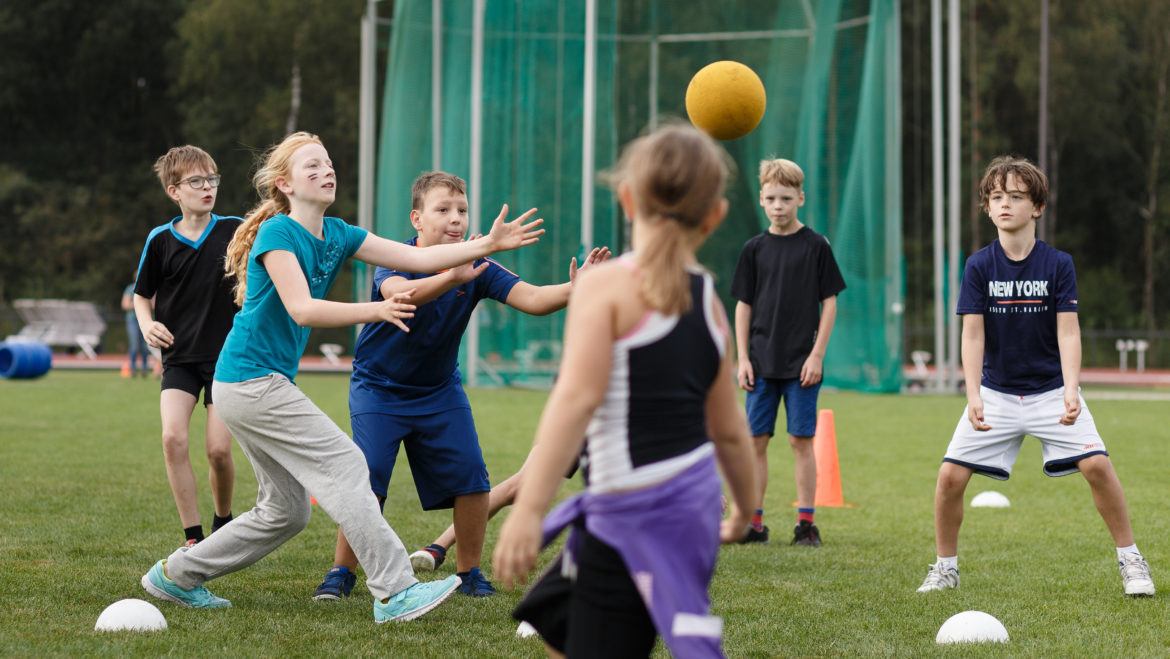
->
<box><xmin>373</xmin><ymin>575</ymin><xmax>461</xmax><ymax>623</ymax></box>
<box><xmin>141</xmin><ymin>560</ymin><xmax>231</xmax><ymax>609</ymax></box>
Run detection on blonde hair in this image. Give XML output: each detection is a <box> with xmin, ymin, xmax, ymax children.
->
<box><xmin>979</xmin><ymin>155</ymin><xmax>1048</xmax><ymax>209</ymax></box>
<box><xmin>608</xmin><ymin>124</ymin><xmax>731</xmax><ymax>315</ymax></box>
<box><xmin>225</xmin><ymin>131</ymin><xmax>324</xmax><ymax>306</ymax></box>
<box><xmin>412</xmin><ymin>171</ymin><xmax>467</xmax><ymax>210</ymax></box>
<box><xmin>758</xmin><ymin>158</ymin><xmax>803</xmax><ymax>189</ymax></box>
<box><xmin>153</xmin><ymin>145</ymin><xmax>217</xmax><ymax>196</ymax></box>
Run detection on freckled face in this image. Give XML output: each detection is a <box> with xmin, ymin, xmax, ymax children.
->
<box><xmin>283</xmin><ymin>143</ymin><xmax>336</xmax><ymax>206</ymax></box>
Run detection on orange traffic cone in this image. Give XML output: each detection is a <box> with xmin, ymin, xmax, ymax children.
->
<box><xmin>310</xmin><ymin>495</ymin><xmax>318</xmax><ymax>505</ymax></box>
<box><xmin>812</xmin><ymin>409</ymin><xmax>846</xmax><ymax>507</ymax></box>
<box><xmin>120</xmin><ymin>361</ymin><xmax>131</xmax><ymax>378</ymax></box>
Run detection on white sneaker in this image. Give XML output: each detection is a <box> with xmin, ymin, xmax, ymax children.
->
<box><xmin>409</xmin><ymin>549</ymin><xmax>436</xmax><ymax>572</ymax></box>
<box><xmin>516</xmin><ymin>621</ymin><xmax>539</xmax><ymax>638</ymax></box>
<box><xmin>1119</xmin><ymin>554</ymin><xmax>1155</xmax><ymax>596</ymax></box>
<box><xmin>916</xmin><ymin>562</ymin><xmax>959</xmax><ymax>592</ymax></box>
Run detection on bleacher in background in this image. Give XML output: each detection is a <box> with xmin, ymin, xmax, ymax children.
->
<box><xmin>7</xmin><ymin>299</ymin><xmax>107</xmax><ymax>359</ymax></box>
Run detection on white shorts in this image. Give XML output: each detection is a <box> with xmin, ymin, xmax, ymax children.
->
<box><xmin>941</xmin><ymin>386</ymin><xmax>1107</xmax><ymax>480</ymax></box>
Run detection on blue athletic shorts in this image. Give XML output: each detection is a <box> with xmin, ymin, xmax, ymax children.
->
<box><xmin>745</xmin><ymin>377</ymin><xmax>821</xmax><ymax>438</ymax></box>
<box><xmin>350</xmin><ymin>408</ymin><xmax>490</xmax><ymax>510</ymax></box>
<box><xmin>161</xmin><ymin>361</ymin><xmax>216</xmax><ymax>406</ymax></box>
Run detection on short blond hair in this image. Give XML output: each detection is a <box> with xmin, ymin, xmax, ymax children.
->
<box><xmin>153</xmin><ymin>145</ymin><xmax>217</xmax><ymax>191</ymax></box>
<box><xmin>758</xmin><ymin>158</ymin><xmax>804</xmax><ymax>189</ymax></box>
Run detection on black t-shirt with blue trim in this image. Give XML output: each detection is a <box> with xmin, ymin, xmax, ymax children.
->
<box><xmin>134</xmin><ymin>214</ymin><xmax>242</xmax><ymax>365</ymax></box>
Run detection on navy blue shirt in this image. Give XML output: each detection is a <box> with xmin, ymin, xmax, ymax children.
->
<box><xmin>348</xmin><ymin>237</ymin><xmax>520</xmax><ymax>415</ymax></box>
<box><xmin>956</xmin><ymin>239</ymin><xmax>1078</xmax><ymax>395</ymax></box>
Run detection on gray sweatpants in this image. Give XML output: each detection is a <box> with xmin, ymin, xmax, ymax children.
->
<box><xmin>164</xmin><ymin>373</ymin><xmax>417</xmax><ymax>600</ymax></box>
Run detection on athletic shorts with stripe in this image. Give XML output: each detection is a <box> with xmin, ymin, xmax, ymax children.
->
<box><xmin>942</xmin><ymin>385</ymin><xmax>1107</xmax><ymax>480</ymax></box>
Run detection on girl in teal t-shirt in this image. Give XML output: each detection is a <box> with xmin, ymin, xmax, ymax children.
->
<box><xmin>139</xmin><ymin>131</ymin><xmax>544</xmax><ymax>623</ymax></box>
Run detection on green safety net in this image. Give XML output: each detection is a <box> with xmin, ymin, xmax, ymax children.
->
<box><xmin>375</xmin><ymin>0</ymin><xmax>902</xmax><ymax>392</ymax></box>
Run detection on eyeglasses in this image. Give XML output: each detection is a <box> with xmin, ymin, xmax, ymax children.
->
<box><xmin>176</xmin><ymin>174</ymin><xmax>222</xmax><ymax>189</ymax></box>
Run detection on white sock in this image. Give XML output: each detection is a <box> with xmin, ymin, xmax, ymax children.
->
<box><xmin>937</xmin><ymin>555</ymin><xmax>958</xmax><ymax>570</ymax></box>
<box><xmin>1117</xmin><ymin>544</ymin><xmax>1140</xmax><ymax>561</ymax></box>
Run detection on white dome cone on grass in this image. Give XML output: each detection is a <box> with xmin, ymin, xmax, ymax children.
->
<box><xmin>95</xmin><ymin>598</ymin><xmax>168</xmax><ymax>632</ymax></box>
<box><xmin>936</xmin><ymin>610</ymin><xmax>1009</xmax><ymax>644</ymax></box>
<box><xmin>516</xmin><ymin>621</ymin><xmax>539</xmax><ymax>638</ymax></box>
<box><xmin>971</xmin><ymin>491</ymin><xmax>1010</xmax><ymax>508</ymax></box>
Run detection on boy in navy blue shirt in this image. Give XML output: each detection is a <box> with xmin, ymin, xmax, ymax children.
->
<box><xmin>917</xmin><ymin>155</ymin><xmax>1154</xmax><ymax>596</ymax></box>
<box><xmin>312</xmin><ymin>171</ymin><xmax>608</xmax><ymax>600</ymax></box>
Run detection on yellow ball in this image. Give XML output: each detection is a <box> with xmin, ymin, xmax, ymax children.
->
<box><xmin>685</xmin><ymin>61</ymin><xmax>767</xmax><ymax>141</ymax></box>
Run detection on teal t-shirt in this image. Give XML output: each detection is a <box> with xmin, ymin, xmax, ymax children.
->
<box><xmin>215</xmin><ymin>214</ymin><xmax>368</xmax><ymax>383</ymax></box>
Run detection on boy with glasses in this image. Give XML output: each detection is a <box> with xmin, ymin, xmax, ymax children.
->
<box><xmin>134</xmin><ymin>146</ymin><xmax>240</xmax><ymax>548</ymax></box>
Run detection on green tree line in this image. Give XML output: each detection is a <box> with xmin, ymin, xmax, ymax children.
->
<box><xmin>2</xmin><ymin>0</ymin><xmax>1168</xmax><ymax>366</ymax></box>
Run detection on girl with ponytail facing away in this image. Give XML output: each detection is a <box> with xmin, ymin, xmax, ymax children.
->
<box><xmin>493</xmin><ymin>124</ymin><xmax>758</xmax><ymax>658</ymax></box>
<box><xmin>140</xmin><ymin>131</ymin><xmax>544</xmax><ymax>624</ymax></box>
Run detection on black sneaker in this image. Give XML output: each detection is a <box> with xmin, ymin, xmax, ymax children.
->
<box><xmin>792</xmin><ymin>521</ymin><xmax>822</xmax><ymax>547</ymax></box>
<box><xmin>312</xmin><ymin>566</ymin><xmax>357</xmax><ymax>601</ymax></box>
<box><xmin>739</xmin><ymin>525</ymin><xmax>770</xmax><ymax>544</ymax></box>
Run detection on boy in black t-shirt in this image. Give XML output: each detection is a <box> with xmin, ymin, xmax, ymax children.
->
<box><xmin>134</xmin><ymin>146</ymin><xmax>240</xmax><ymax>547</ymax></box>
<box><xmin>730</xmin><ymin>158</ymin><xmax>845</xmax><ymax>547</ymax></box>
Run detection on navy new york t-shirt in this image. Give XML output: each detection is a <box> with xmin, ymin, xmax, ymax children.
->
<box><xmin>956</xmin><ymin>239</ymin><xmax>1078</xmax><ymax>395</ymax></box>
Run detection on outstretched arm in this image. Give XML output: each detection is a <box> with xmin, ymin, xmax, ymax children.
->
<box><xmin>264</xmin><ymin>250</ymin><xmax>417</xmax><ymax>330</ymax></box>
<box><xmin>354</xmin><ymin>205</ymin><xmax>543</xmax><ymax>274</ymax></box>
<box><xmin>505</xmin><ymin>246</ymin><xmax>611</xmax><ymax>315</ymax></box>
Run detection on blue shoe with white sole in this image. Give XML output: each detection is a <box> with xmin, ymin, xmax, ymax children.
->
<box><xmin>141</xmin><ymin>560</ymin><xmax>231</xmax><ymax>608</ymax></box>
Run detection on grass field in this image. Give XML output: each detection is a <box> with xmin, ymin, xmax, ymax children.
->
<box><xmin>2</xmin><ymin>371</ymin><xmax>1168</xmax><ymax>657</ymax></box>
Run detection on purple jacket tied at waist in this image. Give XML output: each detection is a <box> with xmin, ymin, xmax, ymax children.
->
<box><xmin>542</xmin><ymin>452</ymin><xmax>726</xmax><ymax>659</ymax></box>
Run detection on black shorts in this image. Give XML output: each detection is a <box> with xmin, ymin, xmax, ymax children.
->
<box><xmin>160</xmin><ymin>361</ymin><xmax>217</xmax><ymax>406</ymax></box>
<box><xmin>513</xmin><ymin>528</ymin><xmax>657</xmax><ymax>657</ymax></box>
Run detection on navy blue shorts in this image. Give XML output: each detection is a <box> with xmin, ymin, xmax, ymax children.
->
<box><xmin>745</xmin><ymin>377</ymin><xmax>821</xmax><ymax>438</ymax></box>
<box><xmin>350</xmin><ymin>408</ymin><xmax>490</xmax><ymax>510</ymax></box>
<box><xmin>161</xmin><ymin>361</ymin><xmax>216</xmax><ymax>406</ymax></box>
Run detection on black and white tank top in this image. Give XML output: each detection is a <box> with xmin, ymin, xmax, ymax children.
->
<box><xmin>583</xmin><ymin>262</ymin><xmax>727</xmax><ymax>493</ymax></box>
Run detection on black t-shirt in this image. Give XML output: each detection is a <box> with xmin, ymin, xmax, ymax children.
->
<box><xmin>134</xmin><ymin>214</ymin><xmax>242</xmax><ymax>365</ymax></box>
<box><xmin>730</xmin><ymin>226</ymin><xmax>846</xmax><ymax>379</ymax></box>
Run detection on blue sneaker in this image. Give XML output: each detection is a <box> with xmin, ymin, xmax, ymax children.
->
<box><xmin>373</xmin><ymin>575</ymin><xmax>461</xmax><ymax>623</ymax></box>
<box><xmin>457</xmin><ymin>567</ymin><xmax>497</xmax><ymax>597</ymax></box>
<box><xmin>312</xmin><ymin>566</ymin><xmax>357</xmax><ymax>602</ymax></box>
<box><xmin>141</xmin><ymin>559</ymin><xmax>231</xmax><ymax>609</ymax></box>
